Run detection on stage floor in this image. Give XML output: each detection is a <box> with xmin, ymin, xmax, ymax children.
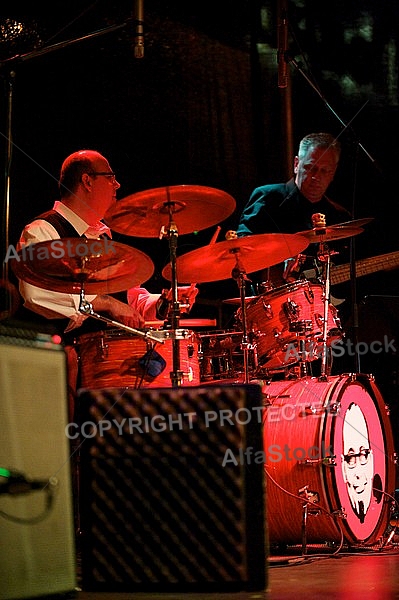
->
<box><xmin>74</xmin><ymin>542</ymin><xmax>399</xmax><ymax>600</ymax></box>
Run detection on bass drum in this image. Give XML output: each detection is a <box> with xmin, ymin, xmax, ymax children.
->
<box><xmin>262</xmin><ymin>374</ymin><xmax>396</xmax><ymax>546</ymax></box>
<box><xmin>76</xmin><ymin>328</ymin><xmax>200</xmax><ymax>389</ymax></box>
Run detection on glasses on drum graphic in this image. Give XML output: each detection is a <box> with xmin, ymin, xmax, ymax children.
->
<box><xmin>343</xmin><ymin>449</ymin><xmax>372</xmax><ymax>468</ymax></box>
<box><xmin>341</xmin><ymin>402</ymin><xmax>374</xmax><ymax>524</ymax></box>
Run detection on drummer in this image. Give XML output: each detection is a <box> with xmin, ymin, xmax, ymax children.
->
<box><xmin>236</xmin><ymin>132</ymin><xmax>351</xmax><ymax>288</ymax></box>
<box><xmin>15</xmin><ymin>149</ymin><xmax>199</xmax><ymax>414</ymax></box>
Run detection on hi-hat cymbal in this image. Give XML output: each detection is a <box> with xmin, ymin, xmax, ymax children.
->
<box><xmin>104</xmin><ymin>185</ymin><xmax>236</xmax><ymax>237</ymax></box>
<box><xmin>11</xmin><ymin>238</ymin><xmax>154</xmax><ymax>294</ymax></box>
<box><xmin>299</xmin><ymin>227</ymin><xmax>364</xmax><ymax>243</ymax></box>
<box><xmin>162</xmin><ymin>233</ymin><xmax>309</xmax><ymax>283</ymax></box>
<box><xmin>298</xmin><ymin>217</ymin><xmax>373</xmax><ymax>243</ymax></box>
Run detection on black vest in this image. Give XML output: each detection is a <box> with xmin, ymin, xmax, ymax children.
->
<box><xmin>13</xmin><ymin>210</ymin><xmax>115</xmax><ymax>344</ymax></box>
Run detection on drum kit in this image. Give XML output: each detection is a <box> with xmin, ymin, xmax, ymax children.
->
<box><xmin>11</xmin><ymin>185</ymin><xmax>375</xmax><ymax>386</ymax></box>
<box><xmin>11</xmin><ymin>186</ymin><xmax>396</xmax><ymax>548</ymax></box>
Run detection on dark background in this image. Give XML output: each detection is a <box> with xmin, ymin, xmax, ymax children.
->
<box><xmin>1</xmin><ymin>1</ymin><xmax>399</xmax><ymax>403</ymax></box>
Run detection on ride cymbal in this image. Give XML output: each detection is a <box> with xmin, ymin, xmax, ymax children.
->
<box><xmin>104</xmin><ymin>184</ymin><xmax>236</xmax><ymax>237</ymax></box>
<box><xmin>11</xmin><ymin>238</ymin><xmax>154</xmax><ymax>294</ymax></box>
<box><xmin>162</xmin><ymin>233</ymin><xmax>309</xmax><ymax>283</ymax></box>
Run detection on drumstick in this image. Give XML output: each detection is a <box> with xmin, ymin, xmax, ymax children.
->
<box><xmin>209</xmin><ymin>225</ymin><xmax>221</xmax><ymax>244</ymax></box>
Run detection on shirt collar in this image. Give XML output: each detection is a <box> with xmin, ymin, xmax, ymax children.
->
<box><xmin>53</xmin><ymin>200</ymin><xmax>112</xmax><ymax>238</ymax></box>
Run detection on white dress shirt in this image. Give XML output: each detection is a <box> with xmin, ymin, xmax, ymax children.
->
<box><xmin>17</xmin><ymin>201</ymin><xmax>159</xmax><ymax>331</ymax></box>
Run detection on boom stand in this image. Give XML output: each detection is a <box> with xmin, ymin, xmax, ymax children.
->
<box><xmin>231</xmin><ymin>254</ymin><xmax>256</xmax><ymax>384</ymax></box>
<box><xmin>78</xmin><ymin>286</ymin><xmax>165</xmax><ymax>344</ymax></box>
<box><xmin>317</xmin><ymin>242</ymin><xmax>334</xmax><ymax>380</ymax></box>
<box><xmin>159</xmin><ymin>209</ymin><xmax>192</xmax><ymax>387</ymax></box>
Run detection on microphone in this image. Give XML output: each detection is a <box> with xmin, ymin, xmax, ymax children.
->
<box><xmin>277</xmin><ymin>10</ymin><xmax>288</xmax><ymax>88</ymax></box>
<box><xmin>134</xmin><ymin>0</ymin><xmax>145</xmax><ymax>59</ymax></box>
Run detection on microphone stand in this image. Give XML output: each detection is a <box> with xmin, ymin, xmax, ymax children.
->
<box><xmin>284</xmin><ymin>52</ymin><xmax>382</xmax><ymax>374</ymax></box>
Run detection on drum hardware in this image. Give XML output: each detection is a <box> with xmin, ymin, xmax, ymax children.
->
<box><xmin>164</xmin><ymin>232</ymin><xmax>311</xmax><ymax>383</ymax></box>
<box><xmin>197</xmin><ymin>329</ymin><xmax>244</xmax><ymax>382</ymax></box>
<box><xmin>162</xmin><ymin>232</ymin><xmax>309</xmax><ymax>384</ymax></box>
<box><xmin>299</xmin><ymin>486</ymin><xmax>326</xmax><ymax>556</ymax></box>
<box><xmin>317</xmin><ymin>244</ymin><xmax>331</xmax><ymax>380</ymax></box>
<box><xmin>105</xmin><ymin>185</ymin><xmax>238</xmax><ymax>387</ymax></box>
<box><xmin>297</xmin><ymin>457</ymin><xmax>337</xmax><ymax>467</ymax></box>
<box><xmin>262</xmin><ymin>298</ymin><xmax>273</xmax><ymax>317</ymax></box>
<box><xmin>78</xmin><ymin>290</ymin><xmax>165</xmax><ymax>344</ymax></box>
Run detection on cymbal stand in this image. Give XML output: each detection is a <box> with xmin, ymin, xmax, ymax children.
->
<box><xmin>78</xmin><ymin>285</ymin><xmax>165</xmax><ymax>344</ymax></box>
<box><xmin>159</xmin><ymin>206</ymin><xmax>185</xmax><ymax>387</ymax></box>
<box><xmin>317</xmin><ymin>241</ymin><xmax>333</xmax><ymax>380</ymax></box>
<box><xmin>231</xmin><ymin>253</ymin><xmax>255</xmax><ymax>384</ymax></box>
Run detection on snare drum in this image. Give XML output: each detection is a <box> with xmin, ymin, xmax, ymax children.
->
<box><xmin>197</xmin><ymin>330</ymin><xmax>244</xmax><ymax>381</ymax></box>
<box><xmin>262</xmin><ymin>374</ymin><xmax>396</xmax><ymax>546</ymax></box>
<box><xmin>245</xmin><ymin>280</ymin><xmax>342</xmax><ymax>369</ymax></box>
<box><xmin>76</xmin><ymin>328</ymin><xmax>200</xmax><ymax>389</ymax></box>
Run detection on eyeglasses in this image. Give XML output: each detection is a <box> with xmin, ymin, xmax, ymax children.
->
<box><xmin>343</xmin><ymin>449</ymin><xmax>371</xmax><ymax>468</ymax></box>
<box><xmin>87</xmin><ymin>171</ymin><xmax>116</xmax><ymax>179</ymax></box>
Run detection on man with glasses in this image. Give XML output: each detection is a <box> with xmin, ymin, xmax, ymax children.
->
<box><xmin>15</xmin><ymin>149</ymin><xmax>198</xmax><ymax>414</ymax></box>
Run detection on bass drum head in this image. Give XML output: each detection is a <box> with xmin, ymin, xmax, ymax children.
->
<box><xmin>328</xmin><ymin>375</ymin><xmax>395</xmax><ymax>544</ymax></box>
<box><xmin>263</xmin><ymin>374</ymin><xmax>395</xmax><ymax>547</ymax></box>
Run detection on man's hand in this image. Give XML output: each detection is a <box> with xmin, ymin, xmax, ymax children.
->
<box><xmin>92</xmin><ymin>295</ymin><xmax>146</xmax><ymax>328</ymax></box>
<box><xmin>166</xmin><ymin>284</ymin><xmax>199</xmax><ymax>314</ymax></box>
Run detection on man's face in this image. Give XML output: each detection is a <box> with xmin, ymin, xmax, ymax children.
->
<box><xmin>294</xmin><ymin>145</ymin><xmax>338</xmax><ymax>203</ymax></box>
<box><xmin>341</xmin><ymin>403</ymin><xmax>374</xmax><ymax>519</ymax></box>
<box><xmin>89</xmin><ymin>160</ymin><xmax>121</xmax><ymax>219</ymax></box>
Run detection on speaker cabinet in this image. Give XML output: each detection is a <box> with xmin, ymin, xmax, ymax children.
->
<box><xmin>77</xmin><ymin>384</ymin><xmax>267</xmax><ymax>592</ymax></box>
<box><xmin>0</xmin><ymin>327</ymin><xmax>77</xmax><ymax>600</ymax></box>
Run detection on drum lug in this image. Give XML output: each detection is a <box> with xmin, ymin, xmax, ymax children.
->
<box><xmin>304</xmin><ymin>284</ymin><xmax>314</xmax><ymax>304</ymax></box>
<box><xmin>327</xmin><ymin>402</ymin><xmax>340</xmax><ymax>415</ymax></box>
<box><xmin>261</xmin><ymin>299</ymin><xmax>273</xmax><ymax>319</ymax></box>
<box><xmin>283</xmin><ymin>298</ymin><xmax>300</xmax><ymax>320</ymax></box>
<box><xmin>182</xmin><ymin>367</ymin><xmax>194</xmax><ymax>383</ymax></box>
<box><xmin>96</xmin><ymin>337</ymin><xmax>108</xmax><ymax>360</ymax></box>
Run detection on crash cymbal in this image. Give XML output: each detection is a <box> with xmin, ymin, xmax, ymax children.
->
<box><xmin>162</xmin><ymin>233</ymin><xmax>309</xmax><ymax>283</ymax></box>
<box><xmin>104</xmin><ymin>185</ymin><xmax>236</xmax><ymax>237</ymax></box>
<box><xmin>11</xmin><ymin>238</ymin><xmax>154</xmax><ymax>295</ymax></box>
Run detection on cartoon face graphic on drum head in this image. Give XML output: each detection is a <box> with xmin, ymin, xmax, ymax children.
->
<box><xmin>341</xmin><ymin>402</ymin><xmax>374</xmax><ymax>523</ymax></box>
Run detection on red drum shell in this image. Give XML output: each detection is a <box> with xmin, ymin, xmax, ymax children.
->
<box><xmin>245</xmin><ymin>280</ymin><xmax>342</xmax><ymax>369</ymax></box>
<box><xmin>197</xmin><ymin>330</ymin><xmax>243</xmax><ymax>381</ymax></box>
<box><xmin>76</xmin><ymin>328</ymin><xmax>200</xmax><ymax>389</ymax></box>
<box><xmin>262</xmin><ymin>374</ymin><xmax>395</xmax><ymax>546</ymax></box>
